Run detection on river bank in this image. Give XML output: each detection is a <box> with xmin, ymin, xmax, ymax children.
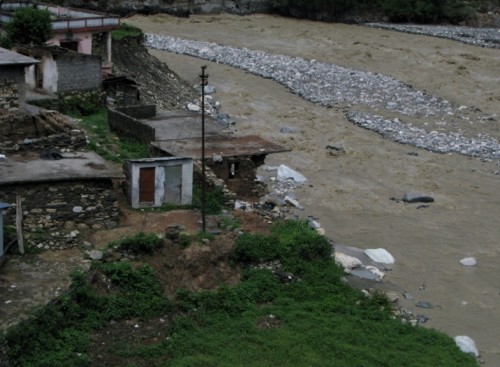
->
<box><xmin>127</xmin><ymin>13</ymin><xmax>500</xmax><ymax>364</ymax></box>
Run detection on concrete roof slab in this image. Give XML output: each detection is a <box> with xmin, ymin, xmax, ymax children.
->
<box><xmin>0</xmin><ymin>47</ymin><xmax>39</xmax><ymax>66</ymax></box>
<box><xmin>0</xmin><ymin>151</ymin><xmax>122</xmax><ymax>184</ymax></box>
<box><xmin>152</xmin><ymin>135</ymin><xmax>289</xmax><ymax>160</ymax></box>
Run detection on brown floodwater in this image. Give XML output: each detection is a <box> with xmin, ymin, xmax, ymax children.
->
<box><xmin>128</xmin><ymin>14</ymin><xmax>500</xmax><ymax>364</ymax></box>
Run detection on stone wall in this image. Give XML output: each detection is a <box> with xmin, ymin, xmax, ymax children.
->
<box><xmin>108</xmin><ymin>107</ymin><xmax>156</xmax><ymax>143</ymax></box>
<box><xmin>56</xmin><ymin>53</ymin><xmax>102</xmax><ymax>93</ymax></box>
<box><xmin>0</xmin><ymin>179</ymin><xmax>119</xmax><ymax>250</ymax></box>
<box><xmin>116</xmin><ymin>104</ymin><xmax>156</xmax><ymax>119</ymax></box>
<box><xmin>0</xmin><ymin>79</ymin><xmax>18</xmax><ymax>110</ymax></box>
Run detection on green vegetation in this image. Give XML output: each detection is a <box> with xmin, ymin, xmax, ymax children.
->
<box><xmin>270</xmin><ymin>0</ymin><xmax>476</xmax><ymax>24</ymax></box>
<box><xmin>1</xmin><ymin>7</ymin><xmax>53</xmax><ymax>46</ymax></box>
<box><xmin>78</xmin><ymin>109</ymin><xmax>149</xmax><ymax>163</ymax></box>
<box><xmin>112</xmin><ymin>23</ymin><xmax>144</xmax><ymax>41</ymax></box>
<box><xmin>178</xmin><ymin>231</ymin><xmax>215</xmax><ymax>248</ymax></box>
<box><xmin>2</xmin><ymin>220</ymin><xmax>477</xmax><ymax>366</ymax></box>
<box><xmin>192</xmin><ymin>186</ymin><xmax>226</xmax><ymax>215</ymax></box>
<box><xmin>108</xmin><ymin>232</ymin><xmax>165</xmax><ymax>254</ymax></box>
<box><xmin>3</xmin><ymin>262</ymin><xmax>170</xmax><ymax>367</ymax></box>
<box><xmin>30</xmin><ymin>91</ymin><xmax>104</xmax><ymax>116</ymax></box>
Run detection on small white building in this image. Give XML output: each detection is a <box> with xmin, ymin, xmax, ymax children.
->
<box><xmin>123</xmin><ymin>157</ymin><xmax>193</xmax><ymax>209</ymax></box>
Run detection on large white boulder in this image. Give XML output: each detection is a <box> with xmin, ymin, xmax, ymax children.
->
<box><xmin>364</xmin><ymin>248</ymin><xmax>395</xmax><ymax>264</ymax></box>
<box><xmin>460</xmin><ymin>257</ymin><xmax>477</xmax><ymax>266</ymax></box>
<box><xmin>276</xmin><ymin>165</ymin><xmax>307</xmax><ymax>183</ymax></box>
<box><xmin>334</xmin><ymin>252</ymin><xmax>362</xmax><ymax>272</ymax></box>
<box><xmin>454</xmin><ymin>336</ymin><xmax>479</xmax><ymax>357</ymax></box>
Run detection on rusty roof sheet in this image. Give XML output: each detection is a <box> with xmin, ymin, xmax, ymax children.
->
<box><xmin>151</xmin><ymin>135</ymin><xmax>289</xmax><ymax>160</ymax></box>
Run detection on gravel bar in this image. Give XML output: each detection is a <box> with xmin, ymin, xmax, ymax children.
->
<box><xmin>364</xmin><ymin>23</ymin><xmax>500</xmax><ymax>49</ymax></box>
<box><xmin>146</xmin><ymin>33</ymin><xmax>500</xmax><ymax>159</ymax></box>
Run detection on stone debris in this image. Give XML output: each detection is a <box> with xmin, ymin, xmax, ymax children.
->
<box><xmin>454</xmin><ymin>335</ymin><xmax>480</xmax><ymax>357</ymax></box>
<box><xmin>146</xmin><ymin>33</ymin><xmax>500</xmax><ymax>160</ymax></box>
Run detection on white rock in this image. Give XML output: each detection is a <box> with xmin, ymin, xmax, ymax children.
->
<box><xmin>334</xmin><ymin>252</ymin><xmax>362</xmax><ymax>272</ymax></box>
<box><xmin>316</xmin><ymin>228</ymin><xmax>325</xmax><ymax>236</ymax></box>
<box><xmin>72</xmin><ymin>206</ymin><xmax>83</xmax><ymax>213</ymax></box>
<box><xmin>88</xmin><ymin>250</ymin><xmax>103</xmax><ymax>261</ymax></box>
<box><xmin>284</xmin><ymin>196</ymin><xmax>304</xmax><ymax>210</ymax></box>
<box><xmin>460</xmin><ymin>257</ymin><xmax>477</xmax><ymax>266</ymax></box>
<box><xmin>308</xmin><ymin>219</ymin><xmax>321</xmax><ymax>229</ymax></box>
<box><xmin>454</xmin><ymin>336</ymin><xmax>479</xmax><ymax>357</ymax></box>
<box><xmin>277</xmin><ymin>165</ymin><xmax>307</xmax><ymax>183</ymax></box>
<box><xmin>187</xmin><ymin>103</ymin><xmax>201</xmax><ymax>112</ymax></box>
<box><xmin>364</xmin><ymin>248</ymin><xmax>395</xmax><ymax>264</ymax></box>
<box><xmin>0</xmin><ymin>154</ymin><xmax>6</xmax><ymax>160</ymax></box>
<box><xmin>365</xmin><ymin>265</ymin><xmax>385</xmax><ymax>281</ymax></box>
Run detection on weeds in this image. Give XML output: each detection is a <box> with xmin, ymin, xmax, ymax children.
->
<box><xmin>108</xmin><ymin>232</ymin><xmax>164</xmax><ymax>254</ymax></box>
<box><xmin>77</xmin><ymin>109</ymin><xmax>149</xmax><ymax>163</ymax></box>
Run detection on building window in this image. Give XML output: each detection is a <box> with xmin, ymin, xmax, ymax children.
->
<box><xmin>229</xmin><ymin>162</ymin><xmax>239</xmax><ymax>179</ymax></box>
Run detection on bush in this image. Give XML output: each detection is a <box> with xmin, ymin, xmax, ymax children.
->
<box><xmin>109</xmin><ymin>232</ymin><xmax>164</xmax><ymax>254</ymax></box>
<box><xmin>192</xmin><ymin>186</ymin><xmax>226</xmax><ymax>215</ymax></box>
<box><xmin>30</xmin><ymin>91</ymin><xmax>104</xmax><ymax>116</ymax></box>
<box><xmin>4</xmin><ymin>7</ymin><xmax>53</xmax><ymax>45</ymax></box>
<box><xmin>233</xmin><ymin>220</ymin><xmax>331</xmax><ymax>266</ymax></box>
<box><xmin>112</xmin><ymin>23</ymin><xmax>144</xmax><ymax>41</ymax></box>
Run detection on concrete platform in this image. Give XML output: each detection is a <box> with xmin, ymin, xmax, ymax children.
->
<box><xmin>0</xmin><ymin>151</ymin><xmax>122</xmax><ymax>184</ymax></box>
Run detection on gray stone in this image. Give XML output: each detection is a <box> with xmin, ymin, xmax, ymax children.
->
<box><xmin>280</xmin><ymin>126</ymin><xmax>298</xmax><ymax>134</ymax></box>
<box><xmin>88</xmin><ymin>250</ymin><xmax>103</xmax><ymax>261</ymax></box>
<box><xmin>402</xmin><ymin>192</ymin><xmax>434</xmax><ymax>203</ymax></box>
<box><xmin>72</xmin><ymin>206</ymin><xmax>83</xmax><ymax>213</ymax></box>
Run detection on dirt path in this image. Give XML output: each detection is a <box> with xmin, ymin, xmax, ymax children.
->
<box><xmin>127</xmin><ymin>14</ymin><xmax>500</xmax><ymax>364</ymax></box>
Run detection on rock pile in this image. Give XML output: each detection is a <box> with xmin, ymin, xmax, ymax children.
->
<box><xmin>146</xmin><ymin>33</ymin><xmax>500</xmax><ymax>160</ymax></box>
<box><xmin>365</xmin><ymin>23</ymin><xmax>500</xmax><ymax>49</ymax></box>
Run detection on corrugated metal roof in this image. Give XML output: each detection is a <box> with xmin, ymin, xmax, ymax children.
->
<box><xmin>0</xmin><ymin>47</ymin><xmax>39</xmax><ymax>66</ymax></box>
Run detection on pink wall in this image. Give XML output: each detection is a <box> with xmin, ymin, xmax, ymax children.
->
<box><xmin>46</xmin><ymin>31</ymin><xmax>93</xmax><ymax>54</ymax></box>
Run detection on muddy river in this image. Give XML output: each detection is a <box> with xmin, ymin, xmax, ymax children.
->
<box><xmin>127</xmin><ymin>14</ymin><xmax>500</xmax><ymax>364</ymax></box>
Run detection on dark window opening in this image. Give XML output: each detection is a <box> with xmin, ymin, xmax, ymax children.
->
<box><xmin>60</xmin><ymin>40</ymin><xmax>78</xmax><ymax>52</ymax></box>
<box><xmin>229</xmin><ymin>162</ymin><xmax>240</xmax><ymax>179</ymax></box>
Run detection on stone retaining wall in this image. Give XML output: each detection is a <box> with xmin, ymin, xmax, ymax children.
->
<box><xmin>108</xmin><ymin>107</ymin><xmax>156</xmax><ymax>143</ymax></box>
<box><xmin>0</xmin><ymin>79</ymin><xmax>18</xmax><ymax>110</ymax></box>
<box><xmin>0</xmin><ymin>179</ymin><xmax>119</xmax><ymax>250</ymax></box>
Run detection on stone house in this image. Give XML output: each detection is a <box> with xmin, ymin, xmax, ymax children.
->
<box><xmin>0</xmin><ymin>1</ymin><xmax>120</xmax><ymax>74</ymax></box>
<box><xmin>16</xmin><ymin>45</ymin><xmax>102</xmax><ymax>94</ymax></box>
<box><xmin>0</xmin><ymin>152</ymin><xmax>122</xmax><ymax>249</ymax></box>
<box><xmin>0</xmin><ymin>47</ymin><xmax>39</xmax><ymax>108</ymax></box>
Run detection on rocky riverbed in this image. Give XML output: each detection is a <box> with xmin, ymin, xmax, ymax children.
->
<box><xmin>145</xmin><ymin>32</ymin><xmax>499</xmax><ymax>159</ymax></box>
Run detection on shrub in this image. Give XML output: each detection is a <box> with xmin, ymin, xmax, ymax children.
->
<box><xmin>4</xmin><ymin>7</ymin><xmax>52</xmax><ymax>45</ymax></box>
<box><xmin>192</xmin><ymin>186</ymin><xmax>226</xmax><ymax>215</ymax></box>
<box><xmin>109</xmin><ymin>232</ymin><xmax>164</xmax><ymax>254</ymax></box>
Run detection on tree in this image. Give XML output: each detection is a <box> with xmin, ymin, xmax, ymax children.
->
<box><xmin>4</xmin><ymin>7</ymin><xmax>53</xmax><ymax>45</ymax></box>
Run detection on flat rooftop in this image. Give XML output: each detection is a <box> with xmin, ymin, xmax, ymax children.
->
<box><xmin>0</xmin><ymin>151</ymin><xmax>122</xmax><ymax>185</ymax></box>
<box><xmin>142</xmin><ymin>111</ymin><xmax>225</xmax><ymax>141</ymax></box>
<box><xmin>152</xmin><ymin>135</ymin><xmax>289</xmax><ymax>160</ymax></box>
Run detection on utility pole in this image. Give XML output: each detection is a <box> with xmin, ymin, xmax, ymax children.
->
<box><xmin>200</xmin><ymin>66</ymin><xmax>208</xmax><ymax>232</ymax></box>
